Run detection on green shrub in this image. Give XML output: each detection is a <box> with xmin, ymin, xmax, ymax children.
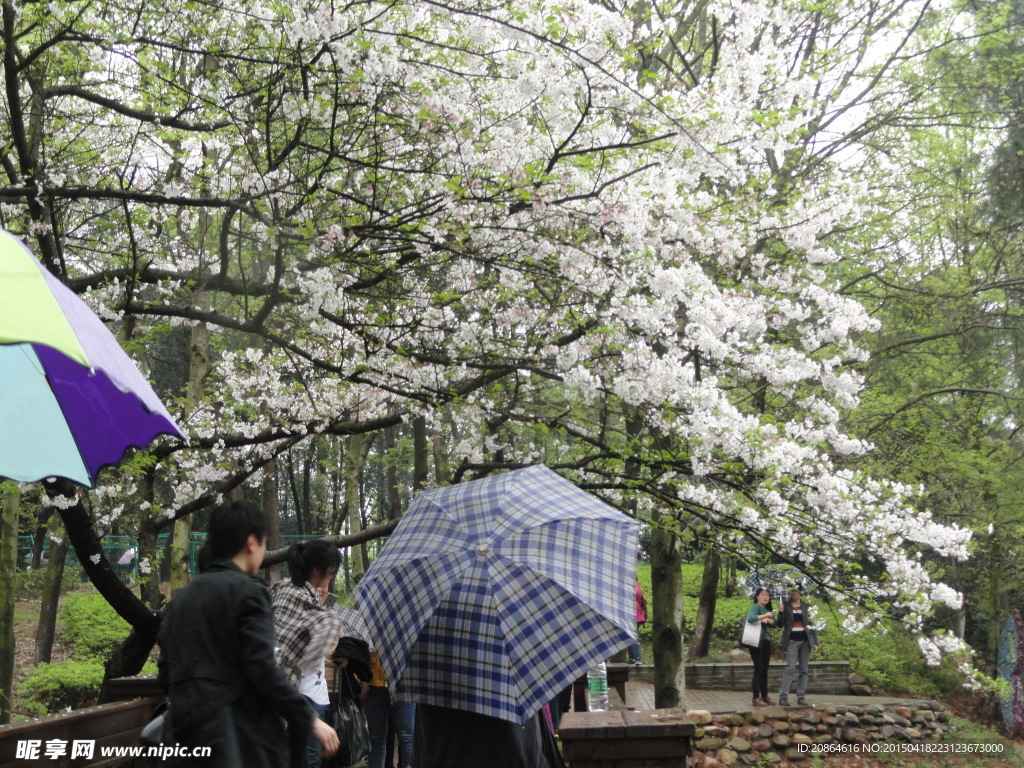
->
<box><xmin>59</xmin><ymin>590</ymin><xmax>131</xmax><ymax>660</ymax></box>
<box><xmin>15</xmin><ymin>568</ymin><xmax>48</xmax><ymax>600</ymax></box>
<box><xmin>18</xmin><ymin>661</ymin><xmax>105</xmax><ymax>712</ymax></box>
<box><xmin>635</xmin><ymin>562</ymin><xmax>752</xmax><ymax>645</ymax></box>
<box><xmin>17</xmin><ymin>660</ymin><xmax>157</xmax><ymax>714</ymax></box>
<box><xmin>17</xmin><ymin>559</ymin><xmax>88</xmax><ymax>600</ymax></box>
<box><xmin>814</xmin><ymin>611</ymin><xmax>965</xmax><ymax>697</ymax></box>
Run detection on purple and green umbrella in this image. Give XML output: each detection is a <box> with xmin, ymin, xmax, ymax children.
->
<box><xmin>0</xmin><ymin>229</ymin><xmax>185</xmax><ymax>487</ymax></box>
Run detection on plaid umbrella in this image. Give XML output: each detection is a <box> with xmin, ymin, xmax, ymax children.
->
<box><xmin>332</xmin><ymin>603</ymin><xmax>374</xmax><ymax>651</ymax></box>
<box><xmin>744</xmin><ymin>565</ymin><xmax>810</xmax><ymax>601</ymax></box>
<box><xmin>353</xmin><ymin>465</ymin><xmax>639</xmax><ymax>725</ymax></box>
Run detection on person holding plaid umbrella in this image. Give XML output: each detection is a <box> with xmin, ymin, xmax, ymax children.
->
<box><xmin>354</xmin><ymin>466</ymin><xmax>639</xmax><ymax>768</ymax></box>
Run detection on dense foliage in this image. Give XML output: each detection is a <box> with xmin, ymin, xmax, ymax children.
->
<box><xmin>5</xmin><ymin>0</ymin><xmax>1017</xmax><ymax>682</ymax></box>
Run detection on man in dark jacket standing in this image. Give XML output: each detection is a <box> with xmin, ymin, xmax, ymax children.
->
<box><xmin>157</xmin><ymin>500</ymin><xmax>338</xmax><ymax>767</ymax></box>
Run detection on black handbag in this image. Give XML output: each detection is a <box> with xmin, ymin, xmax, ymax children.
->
<box><xmin>323</xmin><ymin>667</ymin><xmax>371</xmax><ymax>768</ymax></box>
<box><xmin>139</xmin><ymin>700</ymin><xmax>171</xmax><ymax>747</ymax></box>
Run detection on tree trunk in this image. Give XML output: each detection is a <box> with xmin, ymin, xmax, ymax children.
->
<box><xmin>724</xmin><ymin>553</ymin><xmax>736</xmax><ymax>598</ymax></box>
<box><xmin>31</xmin><ymin>515</ymin><xmax>48</xmax><ymax>569</ymax></box>
<box><xmin>138</xmin><ymin>516</ymin><xmax>162</xmax><ymax>611</ymax></box>
<box><xmin>347</xmin><ymin>433</ymin><xmax>367</xmax><ymax>579</ymax></box>
<box><xmin>168</xmin><ymin>518</ymin><xmax>191</xmax><ymax>593</ymax></box>
<box><xmin>35</xmin><ymin>516</ymin><xmax>68</xmax><ymax>664</ymax></box>
<box><xmin>987</xmin><ymin>530</ymin><xmax>1006</xmax><ymax>669</ymax></box>
<box><xmin>385</xmin><ymin>426</ymin><xmax>402</xmax><ymax>518</ymax></box>
<box><xmin>0</xmin><ymin>483</ymin><xmax>18</xmax><ymax>724</ymax></box>
<box><xmin>650</xmin><ymin>510</ymin><xmax>686</xmax><ymax>709</ymax></box>
<box><xmin>132</xmin><ymin>467</ymin><xmax>162</xmax><ymax>610</ymax></box>
<box><xmin>344</xmin><ymin>433</ymin><xmax>376</xmax><ymax>574</ymax></box>
<box><xmin>331</xmin><ymin>438</ymin><xmax>347</xmax><ymax>535</ymax></box>
<box><xmin>303</xmin><ymin>438</ymin><xmax>315</xmax><ymax>529</ymax></box>
<box><xmin>46</xmin><ymin>481</ymin><xmax>160</xmax><ymax>688</ymax></box>
<box><xmin>688</xmin><ymin>548</ymin><xmax>720</xmax><ymax>658</ymax></box>
<box><xmin>171</xmin><ymin>294</ymin><xmax>211</xmax><ymax>593</ymax></box>
<box><xmin>287</xmin><ymin>452</ymin><xmax>307</xmax><ymax>536</ymax></box>
<box><xmin>264</xmin><ymin>459</ymin><xmax>280</xmax><ymax>584</ymax></box>
<box><xmin>413</xmin><ymin>416</ymin><xmax>428</xmax><ymax>492</ymax></box>
<box><xmin>432</xmin><ymin>430</ymin><xmax>450</xmax><ymax>485</ymax></box>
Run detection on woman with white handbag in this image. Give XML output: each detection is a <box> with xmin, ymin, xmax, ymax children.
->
<box><xmin>742</xmin><ymin>589</ymin><xmax>777</xmax><ymax>707</ymax></box>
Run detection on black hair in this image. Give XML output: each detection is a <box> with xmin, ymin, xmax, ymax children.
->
<box><xmin>288</xmin><ymin>539</ymin><xmax>341</xmax><ymax>586</ymax></box>
<box><xmin>752</xmin><ymin>587</ymin><xmax>773</xmax><ymax>603</ymax></box>
<box><xmin>197</xmin><ymin>500</ymin><xmax>268</xmax><ymax>572</ymax></box>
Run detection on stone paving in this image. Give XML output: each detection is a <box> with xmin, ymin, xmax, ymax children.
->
<box><xmin>624</xmin><ymin>680</ymin><xmax>936</xmax><ymax>714</ymax></box>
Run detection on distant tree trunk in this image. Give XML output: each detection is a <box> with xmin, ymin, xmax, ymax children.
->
<box><xmin>688</xmin><ymin>548</ymin><xmax>720</xmax><ymax>658</ymax></box>
<box><xmin>0</xmin><ymin>484</ymin><xmax>18</xmax><ymax>724</ymax></box>
<box><xmin>168</xmin><ymin>519</ymin><xmax>191</xmax><ymax>593</ymax></box>
<box><xmin>724</xmin><ymin>553</ymin><xmax>736</xmax><ymax>598</ymax></box>
<box><xmin>347</xmin><ymin>433</ymin><xmax>367</xmax><ymax>579</ymax></box>
<box><xmin>303</xmin><ymin>438</ymin><xmax>315</xmax><ymax>529</ymax></box>
<box><xmin>171</xmin><ymin>297</ymin><xmax>211</xmax><ymax>593</ymax></box>
<box><xmin>264</xmin><ymin>459</ymin><xmax>281</xmax><ymax>584</ymax></box>
<box><xmin>35</xmin><ymin>516</ymin><xmax>68</xmax><ymax>664</ymax></box>
<box><xmin>651</xmin><ymin>509</ymin><xmax>686</xmax><ymax>709</ymax></box>
<box><xmin>413</xmin><ymin>416</ymin><xmax>428</xmax><ymax>492</ymax></box>
<box><xmin>31</xmin><ymin>515</ymin><xmax>48</xmax><ymax>569</ymax></box>
<box><xmin>138</xmin><ymin>516</ymin><xmax>162</xmax><ymax>611</ymax></box>
<box><xmin>433</xmin><ymin>431</ymin><xmax>450</xmax><ymax>485</ymax></box>
<box><xmin>287</xmin><ymin>452</ymin><xmax>307</xmax><ymax>536</ymax></box>
<box><xmin>331</xmin><ymin>438</ymin><xmax>347</xmax><ymax>536</ymax></box>
<box><xmin>987</xmin><ymin>528</ymin><xmax>1007</xmax><ymax>670</ymax></box>
<box><xmin>385</xmin><ymin>427</ymin><xmax>402</xmax><ymax>518</ymax></box>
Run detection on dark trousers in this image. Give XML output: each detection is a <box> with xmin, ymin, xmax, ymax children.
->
<box><xmin>748</xmin><ymin>640</ymin><xmax>771</xmax><ymax>699</ymax></box>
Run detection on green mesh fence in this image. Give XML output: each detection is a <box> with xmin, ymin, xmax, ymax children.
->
<box><xmin>18</xmin><ymin>531</ymin><xmax>333</xmax><ymax>583</ymax></box>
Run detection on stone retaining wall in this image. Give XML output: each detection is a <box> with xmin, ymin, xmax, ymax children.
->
<box><xmin>686</xmin><ymin>700</ymin><xmax>952</xmax><ymax>766</ymax></box>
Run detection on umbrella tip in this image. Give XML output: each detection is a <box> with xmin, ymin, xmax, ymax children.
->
<box><xmin>478</xmin><ymin>543</ymin><xmax>489</xmax><ymax>553</ymax></box>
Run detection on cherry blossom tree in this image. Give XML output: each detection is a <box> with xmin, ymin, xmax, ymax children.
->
<box><xmin>0</xmin><ymin>0</ymin><xmax>975</xmax><ymax>692</ymax></box>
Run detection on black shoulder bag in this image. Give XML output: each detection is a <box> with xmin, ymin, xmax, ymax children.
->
<box><xmin>323</xmin><ymin>665</ymin><xmax>372</xmax><ymax>767</ymax></box>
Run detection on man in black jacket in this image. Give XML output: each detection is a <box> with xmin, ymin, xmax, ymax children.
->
<box><xmin>157</xmin><ymin>500</ymin><xmax>339</xmax><ymax>767</ymax></box>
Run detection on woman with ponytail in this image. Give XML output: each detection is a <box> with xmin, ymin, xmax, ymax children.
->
<box><xmin>271</xmin><ymin>540</ymin><xmax>344</xmax><ymax>768</ymax></box>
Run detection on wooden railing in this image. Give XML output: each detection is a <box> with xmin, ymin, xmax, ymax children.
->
<box><xmin>0</xmin><ymin>676</ymin><xmax>164</xmax><ymax>768</ymax></box>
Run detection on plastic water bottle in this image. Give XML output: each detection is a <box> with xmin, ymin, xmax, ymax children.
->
<box><xmin>587</xmin><ymin>661</ymin><xmax>609</xmax><ymax>711</ymax></box>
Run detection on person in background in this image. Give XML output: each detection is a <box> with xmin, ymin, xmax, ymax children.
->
<box><xmin>271</xmin><ymin>540</ymin><xmax>345</xmax><ymax>768</ymax></box>
<box><xmin>157</xmin><ymin>500</ymin><xmax>338</xmax><ymax>768</ymax></box>
<box><xmin>353</xmin><ymin>573</ymin><xmax>416</xmax><ymax>768</ymax></box>
<box><xmin>777</xmin><ymin>587</ymin><xmax>819</xmax><ymax>707</ymax></box>
<box><xmin>627</xmin><ymin>579</ymin><xmax>648</xmax><ymax>666</ymax></box>
<box><xmin>744</xmin><ymin>588</ymin><xmax>776</xmax><ymax>707</ymax></box>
